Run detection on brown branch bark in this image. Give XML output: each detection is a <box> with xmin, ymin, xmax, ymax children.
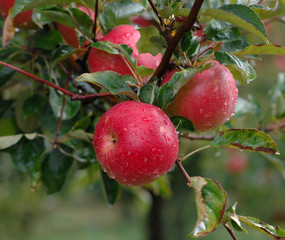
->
<box><xmin>148</xmin><ymin>0</ymin><xmax>164</xmax><ymax>28</ymax></box>
<box><xmin>224</xmin><ymin>224</ymin><xmax>238</xmax><ymax>240</ymax></box>
<box><xmin>92</xmin><ymin>0</ymin><xmax>99</xmax><ymax>40</ymax></box>
<box><xmin>175</xmin><ymin>159</ymin><xmax>192</xmax><ymax>184</ymax></box>
<box><xmin>151</xmin><ymin>0</ymin><xmax>205</xmax><ymax>81</ymax></box>
<box><xmin>0</xmin><ymin>61</ymin><xmax>112</xmax><ymax>101</ymax></box>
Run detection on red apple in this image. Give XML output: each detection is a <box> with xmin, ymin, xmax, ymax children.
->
<box><xmin>93</xmin><ymin>101</ymin><xmax>179</xmax><ymax>186</ymax></box>
<box><xmin>0</xmin><ymin>0</ymin><xmax>35</xmax><ymax>29</ymax></box>
<box><xmin>226</xmin><ymin>149</ymin><xmax>248</xmax><ymax>175</ymax></box>
<box><xmin>274</xmin><ymin>56</ymin><xmax>285</xmax><ymax>72</ymax></box>
<box><xmin>88</xmin><ymin>24</ymin><xmax>162</xmax><ymax>78</ymax></box>
<box><xmin>56</xmin><ymin>6</ymin><xmax>95</xmax><ymax>49</ymax></box>
<box><xmin>162</xmin><ymin>61</ymin><xmax>238</xmax><ymax>132</ymax></box>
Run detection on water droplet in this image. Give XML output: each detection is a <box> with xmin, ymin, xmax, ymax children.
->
<box><xmin>224</xmin><ymin>102</ymin><xmax>228</xmax><ymax>106</ymax></box>
<box><xmin>205</xmin><ymin>112</ymin><xmax>212</xmax><ymax>118</ymax></box>
<box><xmin>127</xmin><ymin>151</ymin><xmax>131</xmax><ymax>155</ymax></box>
<box><xmin>199</xmin><ymin>109</ymin><xmax>204</xmax><ymax>115</ymax></box>
<box><xmin>144</xmin><ymin>157</ymin><xmax>148</xmax><ymax>162</ymax></box>
<box><xmin>142</xmin><ymin>117</ymin><xmax>152</xmax><ymax>122</ymax></box>
<box><xmin>212</xmin><ymin>86</ymin><xmax>218</xmax><ymax>93</ymax></box>
<box><xmin>164</xmin><ymin>120</ymin><xmax>168</xmax><ymax>125</ymax></box>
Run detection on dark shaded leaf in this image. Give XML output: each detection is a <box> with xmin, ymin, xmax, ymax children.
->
<box><xmin>51</xmin><ymin>45</ymin><xmax>75</xmax><ymax>66</ymax></box>
<box><xmin>0</xmin><ymin>67</ymin><xmax>16</xmax><ymax>86</ymax></box>
<box><xmin>171</xmin><ymin>116</ymin><xmax>194</xmax><ymax>132</ymax></box>
<box><xmin>99</xmin><ymin>6</ymin><xmax>115</xmax><ymax>34</ymax></box>
<box><xmin>41</xmin><ymin>147</ymin><xmax>74</xmax><ymax>194</ymax></box>
<box><xmin>104</xmin><ymin>0</ymin><xmax>144</xmax><ymax>18</ymax></box>
<box><xmin>101</xmin><ymin>169</ymin><xmax>120</xmax><ymax>205</ymax></box>
<box><xmin>22</xmin><ymin>94</ymin><xmax>46</xmax><ymax>119</ymax></box>
<box><xmin>34</xmin><ymin>29</ymin><xmax>64</xmax><ymax>51</ymax></box>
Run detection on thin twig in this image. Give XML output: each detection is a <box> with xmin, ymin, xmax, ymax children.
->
<box><xmin>179</xmin><ymin>132</ymin><xmax>216</xmax><ymax>140</ymax></box>
<box><xmin>175</xmin><ymin>159</ymin><xmax>192</xmax><ymax>183</ymax></box>
<box><xmin>151</xmin><ymin>0</ymin><xmax>205</xmax><ymax>81</ymax></box>
<box><xmin>92</xmin><ymin>0</ymin><xmax>99</xmax><ymax>40</ymax></box>
<box><xmin>0</xmin><ymin>61</ymin><xmax>112</xmax><ymax>101</ymax></box>
<box><xmin>191</xmin><ymin>42</ymin><xmax>216</xmax><ymax>64</ymax></box>
<box><xmin>224</xmin><ymin>224</ymin><xmax>238</xmax><ymax>240</ymax></box>
<box><xmin>180</xmin><ymin>145</ymin><xmax>211</xmax><ymax>161</ymax></box>
<box><xmin>54</xmin><ymin>71</ymin><xmax>71</xmax><ymax>147</ymax></box>
<box><xmin>148</xmin><ymin>0</ymin><xmax>164</xmax><ymax>28</ymax></box>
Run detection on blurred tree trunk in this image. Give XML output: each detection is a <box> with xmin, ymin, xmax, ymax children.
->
<box><xmin>147</xmin><ymin>191</ymin><xmax>164</xmax><ymax>240</ymax></box>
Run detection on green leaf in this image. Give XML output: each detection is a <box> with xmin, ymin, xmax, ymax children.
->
<box><xmin>204</xmin><ymin>19</ymin><xmax>241</xmax><ymax>42</ymax></box>
<box><xmin>157</xmin><ymin>64</ymin><xmax>212</xmax><ymax>110</ymax></box>
<box><xmin>73</xmin><ymin>147</ymin><xmax>96</xmax><ymax>163</ymax></box>
<box><xmin>234</xmin><ymin>43</ymin><xmax>285</xmax><ymax>56</ymax></box>
<box><xmin>49</xmin><ymin>88</ymin><xmax>81</xmax><ymax>121</ymax></box>
<box><xmin>72</xmin><ymin>112</ymin><xmax>92</xmax><ymax>131</ymax></box>
<box><xmin>250</xmin><ymin>2</ymin><xmax>285</xmax><ymax>20</ymax></box>
<box><xmin>139</xmin><ymin>82</ymin><xmax>158</xmax><ymax>104</ymax></box>
<box><xmin>222</xmin><ymin>203</ymin><xmax>248</xmax><ymax>233</ymax></box>
<box><xmin>90</xmin><ymin>41</ymin><xmax>120</xmax><ymax>55</ymax></box>
<box><xmin>180</xmin><ymin>33</ymin><xmax>200</xmax><ymax>56</ymax></box>
<box><xmin>75</xmin><ymin>71</ymin><xmax>139</xmax><ymax>100</ymax></box>
<box><xmin>51</xmin><ymin>45</ymin><xmax>75</xmax><ymax>66</ymax></box>
<box><xmin>61</xmin><ymin>129</ymin><xmax>93</xmax><ymax>143</ymax></box>
<box><xmin>137</xmin><ymin>26</ymin><xmax>164</xmax><ymax>56</ymax></box>
<box><xmin>0</xmin><ymin>134</ymin><xmax>22</xmax><ymax>149</ymax></box>
<box><xmin>117</xmin><ymin>44</ymin><xmax>136</xmax><ymax>69</ymax></box>
<box><xmin>34</xmin><ymin>29</ymin><xmax>64</xmax><ymax>51</ymax></box>
<box><xmin>238</xmin><ymin>216</ymin><xmax>285</xmax><ymax>239</ymax></box>
<box><xmin>0</xmin><ymin>67</ymin><xmax>16</xmax><ymax>86</ymax></box>
<box><xmin>158</xmin><ymin>6</ymin><xmax>173</xmax><ymax>18</ymax></box>
<box><xmin>171</xmin><ymin>116</ymin><xmax>194</xmax><ymax>132</ymax></box>
<box><xmin>13</xmin><ymin>0</ymin><xmax>82</xmax><ymax>17</ymax></box>
<box><xmin>203</xmin><ymin>4</ymin><xmax>268</xmax><ymax>43</ymax></box>
<box><xmin>22</xmin><ymin>94</ymin><xmax>46</xmax><ymax>119</ymax></box>
<box><xmin>69</xmin><ymin>7</ymin><xmax>93</xmax><ymax>38</ymax></box>
<box><xmin>39</xmin><ymin>7</ymin><xmax>74</xmax><ymax>28</ymax></box>
<box><xmin>99</xmin><ymin>6</ymin><xmax>115</xmax><ymax>34</ymax></box>
<box><xmin>41</xmin><ymin>147</ymin><xmax>74</xmax><ymax>194</ymax></box>
<box><xmin>101</xmin><ymin>169</ymin><xmax>120</xmax><ymax>206</ymax></box>
<box><xmin>215</xmin><ymin>51</ymin><xmax>256</xmax><ymax>84</ymax></box>
<box><xmin>136</xmin><ymin>65</ymin><xmax>154</xmax><ymax>77</ymax></box>
<box><xmin>104</xmin><ymin>0</ymin><xmax>144</xmax><ymax>18</ymax></box>
<box><xmin>211</xmin><ymin>129</ymin><xmax>279</xmax><ymax>154</ymax></box>
<box><xmin>188</xmin><ymin>177</ymin><xmax>227</xmax><ymax>238</ymax></box>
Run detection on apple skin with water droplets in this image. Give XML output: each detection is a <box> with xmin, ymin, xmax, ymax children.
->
<box><xmin>93</xmin><ymin>101</ymin><xmax>179</xmax><ymax>186</ymax></box>
<box><xmin>162</xmin><ymin>60</ymin><xmax>238</xmax><ymax>132</ymax></box>
<box><xmin>88</xmin><ymin>25</ymin><xmax>162</xmax><ymax>79</ymax></box>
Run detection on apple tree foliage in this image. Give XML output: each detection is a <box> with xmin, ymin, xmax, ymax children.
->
<box><xmin>0</xmin><ymin>0</ymin><xmax>285</xmax><ymax>239</ymax></box>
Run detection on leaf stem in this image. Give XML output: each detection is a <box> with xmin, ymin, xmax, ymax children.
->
<box><xmin>180</xmin><ymin>145</ymin><xmax>211</xmax><ymax>161</ymax></box>
<box><xmin>224</xmin><ymin>224</ymin><xmax>238</xmax><ymax>240</ymax></box>
<box><xmin>175</xmin><ymin>159</ymin><xmax>192</xmax><ymax>183</ymax></box>
<box><xmin>179</xmin><ymin>132</ymin><xmax>216</xmax><ymax>140</ymax></box>
<box><xmin>151</xmin><ymin>0</ymin><xmax>205</xmax><ymax>81</ymax></box>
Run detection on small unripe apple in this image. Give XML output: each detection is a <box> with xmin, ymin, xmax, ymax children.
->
<box><xmin>88</xmin><ymin>25</ymin><xmax>162</xmax><ymax>78</ymax></box>
<box><xmin>0</xmin><ymin>0</ymin><xmax>35</xmax><ymax>29</ymax></box>
<box><xmin>162</xmin><ymin>61</ymin><xmax>238</xmax><ymax>132</ymax></box>
<box><xmin>93</xmin><ymin>101</ymin><xmax>179</xmax><ymax>186</ymax></box>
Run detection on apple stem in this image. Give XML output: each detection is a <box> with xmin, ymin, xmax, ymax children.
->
<box><xmin>92</xmin><ymin>0</ymin><xmax>99</xmax><ymax>40</ymax></box>
<box><xmin>180</xmin><ymin>145</ymin><xmax>211</xmax><ymax>162</ymax></box>
<box><xmin>224</xmin><ymin>223</ymin><xmax>238</xmax><ymax>240</ymax></box>
<box><xmin>0</xmin><ymin>61</ymin><xmax>113</xmax><ymax>101</ymax></box>
<box><xmin>151</xmin><ymin>0</ymin><xmax>205</xmax><ymax>81</ymax></box>
<box><xmin>175</xmin><ymin>159</ymin><xmax>192</xmax><ymax>183</ymax></box>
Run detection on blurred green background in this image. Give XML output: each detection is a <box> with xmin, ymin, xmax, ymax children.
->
<box><xmin>1</xmin><ymin>13</ymin><xmax>285</xmax><ymax>240</ymax></box>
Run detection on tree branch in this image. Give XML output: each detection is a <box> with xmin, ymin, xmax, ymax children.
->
<box><xmin>92</xmin><ymin>0</ymin><xmax>99</xmax><ymax>40</ymax></box>
<box><xmin>151</xmin><ymin>0</ymin><xmax>205</xmax><ymax>81</ymax></box>
<box><xmin>175</xmin><ymin>159</ymin><xmax>192</xmax><ymax>184</ymax></box>
<box><xmin>0</xmin><ymin>61</ymin><xmax>112</xmax><ymax>101</ymax></box>
<box><xmin>224</xmin><ymin>224</ymin><xmax>238</xmax><ymax>240</ymax></box>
